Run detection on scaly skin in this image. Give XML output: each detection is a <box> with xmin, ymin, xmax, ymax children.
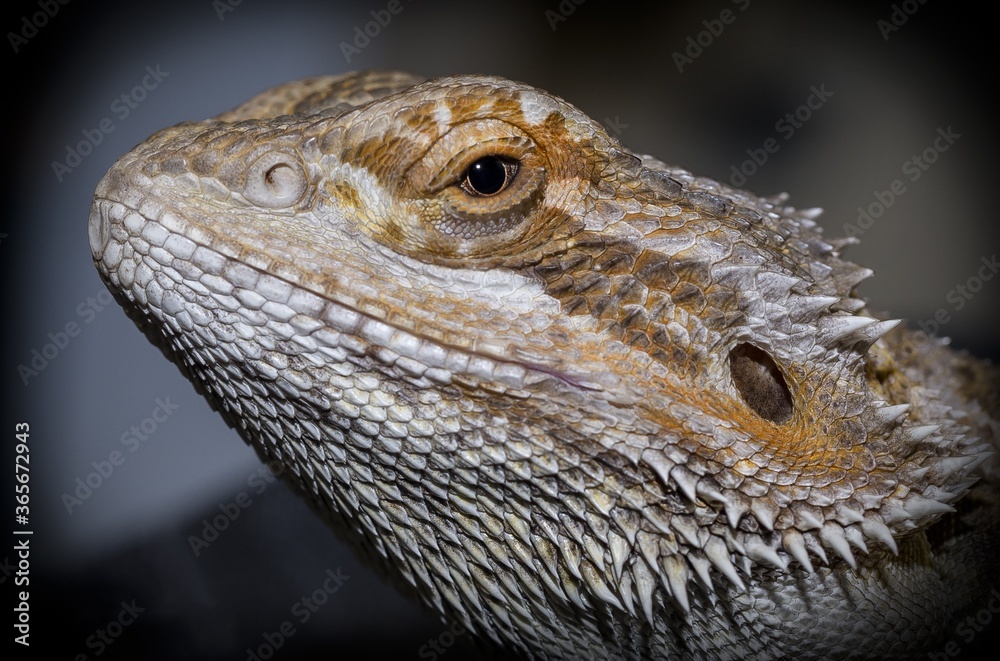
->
<box><xmin>89</xmin><ymin>70</ymin><xmax>999</xmax><ymax>659</ymax></box>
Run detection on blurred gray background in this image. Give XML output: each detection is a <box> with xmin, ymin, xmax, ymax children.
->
<box><xmin>5</xmin><ymin>0</ymin><xmax>997</xmax><ymax>658</ymax></box>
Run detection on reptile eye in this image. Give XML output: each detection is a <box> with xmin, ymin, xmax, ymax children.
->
<box><xmin>402</xmin><ymin>118</ymin><xmax>546</xmax><ymax>258</ymax></box>
<box><xmin>460</xmin><ymin>156</ymin><xmax>517</xmax><ymax>197</ymax></box>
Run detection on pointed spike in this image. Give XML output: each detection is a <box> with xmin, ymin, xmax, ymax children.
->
<box><xmin>842</xmin><ymin>265</ymin><xmax>875</xmax><ymax>289</ymax></box>
<box><xmin>633</xmin><ymin>559</ymin><xmax>657</xmax><ymax>624</ymax></box>
<box><xmin>844</xmin><ymin>526</ymin><xmax>869</xmax><ymax>554</ymax></box>
<box><xmin>559</xmin><ymin>537</ymin><xmax>584</xmax><ymax>581</ymax></box>
<box><xmin>695</xmin><ymin>480</ymin><xmax>729</xmax><ymax>507</ymax></box>
<box><xmin>941</xmin><ymin>488</ymin><xmax>970</xmax><ymax>504</ymax></box>
<box><xmin>705</xmin><ymin>538</ymin><xmax>745</xmax><ymax>591</ymax></box>
<box><xmin>724</xmin><ymin>495</ymin><xmax>750</xmax><ymax>529</ymax></box>
<box><xmin>583</xmin><ymin>536</ymin><xmax>607</xmax><ymax>574</ymax></box>
<box><xmin>828</xmin><ymin>236</ymin><xmax>860</xmax><ymax>252</ymax></box>
<box><xmin>617</xmin><ymin>574</ymin><xmax>638</xmax><ymax>619</ymax></box>
<box><xmin>688</xmin><ymin>553</ymin><xmax>715</xmax><ymax>594</ymax></box>
<box><xmin>930</xmin><ymin>455</ymin><xmax>979</xmax><ymax>481</ymax></box>
<box><xmin>670</xmin><ymin>465</ymin><xmax>699</xmax><ymax>502</ymax></box>
<box><xmin>820</xmin><ymin>523</ymin><xmax>856</xmax><ymax>570</ymax></box>
<box><xmin>854</xmin><ymin>319</ymin><xmax>902</xmax><ymax>348</ymax></box>
<box><xmin>635</xmin><ymin>531</ymin><xmax>660</xmax><ymax>573</ymax></box>
<box><xmin>608</xmin><ymin>532</ymin><xmax>630</xmax><ymax>582</ymax></box>
<box><xmin>870</xmin><ymin>318</ymin><xmax>902</xmax><ymax>336</ymax></box>
<box><xmin>601</xmin><ymin>509</ymin><xmax>643</xmax><ymax>543</ymax></box>
<box><xmin>836</xmin><ymin>506</ymin><xmax>865</xmax><ymax>525</ymax></box>
<box><xmin>861</xmin><ymin>517</ymin><xmax>898</xmax><ymax>555</ymax></box>
<box><xmin>955</xmin><ymin>436</ymin><xmax>981</xmax><ymax>450</ymax></box>
<box><xmin>908</xmin><ymin>425</ymin><xmax>941</xmax><ymax>442</ymax></box>
<box><xmin>745</xmin><ymin>538</ymin><xmax>788</xmax><ymax>571</ymax></box>
<box><xmin>819</xmin><ymin>315</ymin><xmax>879</xmax><ymax>345</ymax></box>
<box><xmin>782</xmin><ymin>530</ymin><xmax>814</xmax><ymax>573</ymax></box>
<box><xmin>722</xmin><ymin>528</ymin><xmax>745</xmax><ymax>556</ymax></box>
<box><xmin>736</xmin><ymin>554</ymin><xmax>753</xmax><ymax>578</ymax></box>
<box><xmin>670</xmin><ymin>515</ymin><xmax>702</xmax><ymax>549</ymax></box>
<box><xmin>804</xmin><ymin>533</ymin><xmax>829</xmax><ymax>566</ymax></box>
<box><xmin>958</xmin><ymin>474</ymin><xmax>982</xmax><ymax>488</ymax></box>
<box><xmin>813</xmin><ymin>239</ymin><xmax>836</xmax><ymax>254</ymax></box>
<box><xmin>749</xmin><ymin>499</ymin><xmax>777</xmax><ymax>532</ymax></box>
<box><xmin>965</xmin><ymin>451</ymin><xmax>993</xmax><ymax>473</ymax></box>
<box><xmin>835</xmin><ymin>297</ymin><xmax>867</xmax><ymax>313</ymax></box>
<box><xmin>874</xmin><ymin>403</ymin><xmax>911</xmax><ymax>427</ymax></box>
<box><xmin>642</xmin><ymin>450</ymin><xmax>675</xmax><ymax>490</ymax></box>
<box><xmin>903</xmin><ymin>495</ymin><xmax>955</xmax><ymax>519</ymax></box>
<box><xmin>943</xmin><ymin>482</ymin><xmax>978</xmax><ymax>504</ymax></box>
<box><xmin>952</xmin><ymin>476</ymin><xmax>981</xmax><ymax>493</ymax></box>
<box><xmin>800</xmin><ymin>293</ymin><xmax>842</xmax><ymax>310</ymax></box>
<box><xmin>799</xmin><ymin>206</ymin><xmax>824</xmax><ymax>219</ymax></box>
<box><xmin>881</xmin><ymin>501</ymin><xmax>911</xmax><ymax>526</ymax></box>
<box><xmin>789</xmin><ymin>295</ymin><xmax>841</xmax><ymax>322</ymax></box>
<box><xmin>662</xmin><ymin>555</ymin><xmax>691</xmax><ymax>614</ymax></box>
<box><xmin>644</xmin><ymin>507</ymin><xmax>676</xmax><ymax>537</ymax></box>
<box><xmin>756</xmin><ymin>271</ymin><xmax>801</xmax><ymax>296</ymax></box>
<box><xmin>580</xmin><ymin>562</ymin><xmax>623</xmax><ymax>610</ymax></box>
<box><xmin>794</xmin><ymin>508</ymin><xmax>824</xmax><ymax>530</ymax></box>
<box><xmin>855</xmin><ymin>491</ymin><xmax>883</xmax><ymax>510</ymax></box>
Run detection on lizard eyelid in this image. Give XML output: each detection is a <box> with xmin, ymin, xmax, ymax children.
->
<box><xmin>405</xmin><ymin>118</ymin><xmax>536</xmax><ymax>194</ymax></box>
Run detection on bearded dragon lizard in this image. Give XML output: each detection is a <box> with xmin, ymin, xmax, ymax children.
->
<box><xmin>89</xmin><ymin>70</ymin><xmax>1000</xmax><ymax>659</ymax></box>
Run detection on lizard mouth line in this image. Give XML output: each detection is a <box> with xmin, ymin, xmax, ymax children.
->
<box><xmin>90</xmin><ymin>197</ymin><xmax>603</xmax><ymax>396</ymax></box>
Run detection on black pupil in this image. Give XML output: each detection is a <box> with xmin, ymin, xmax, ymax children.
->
<box><xmin>466</xmin><ymin>156</ymin><xmax>509</xmax><ymax>195</ymax></box>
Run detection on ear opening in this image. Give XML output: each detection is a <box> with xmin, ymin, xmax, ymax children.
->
<box><xmin>729</xmin><ymin>343</ymin><xmax>793</xmax><ymax>424</ymax></box>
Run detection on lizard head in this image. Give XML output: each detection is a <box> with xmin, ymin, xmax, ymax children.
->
<box><xmin>90</xmin><ymin>71</ymin><xmax>995</xmax><ymax>626</ymax></box>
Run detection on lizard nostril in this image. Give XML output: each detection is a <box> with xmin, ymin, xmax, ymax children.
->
<box><xmin>244</xmin><ymin>151</ymin><xmax>307</xmax><ymax>208</ymax></box>
<box><xmin>729</xmin><ymin>343</ymin><xmax>793</xmax><ymax>424</ymax></box>
<box><xmin>88</xmin><ymin>200</ymin><xmax>111</xmax><ymax>260</ymax></box>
